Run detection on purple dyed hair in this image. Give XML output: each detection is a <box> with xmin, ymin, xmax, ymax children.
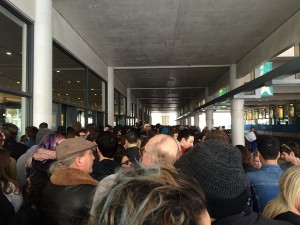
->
<box><xmin>37</xmin><ymin>133</ymin><xmax>65</xmax><ymax>151</ymax></box>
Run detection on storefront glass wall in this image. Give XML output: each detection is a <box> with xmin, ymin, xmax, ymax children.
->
<box><xmin>0</xmin><ymin>6</ymin><xmax>30</xmax><ymax>137</ymax></box>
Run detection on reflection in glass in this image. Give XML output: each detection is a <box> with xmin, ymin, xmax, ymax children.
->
<box><xmin>114</xmin><ymin>90</ymin><xmax>119</xmax><ymax>115</ymax></box>
<box><xmin>277</xmin><ymin>105</ymin><xmax>283</xmax><ymax>119</ymax></box>
<box><xmin>88</xmin><ymin>72</ymin><xmax>104</xmax><ymax>111</ymax></box>
<box><xmin>0</xmin><ymin>8</ymin><xmax>27</xmax><ymax>92</ymax></box>
<box><xmin>0</xmin><ymin>93</ymin><xmax>24</xmax><ymax>138</ymax></box>
<box><xmin>289</xmin><ymin>103</ymin><xmax>294</xmax><ymax>117</ymax></box>
<box><xmin>120</xmin><ymin>95</ymin><xmax>126</xmax><ymax>115</ymax></box>
<box><xmin>53</xmin><ymin>46</ymin><xmax>85</xmax><ymax>107</ymax></box>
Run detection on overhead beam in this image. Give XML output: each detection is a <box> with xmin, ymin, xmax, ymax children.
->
<box><xmin>177</xmin><ymin>56</ymin><xmax>300</xmax><ymax>120</ymax></box>
<box><xmin>114</xmin><ymin>64</ymin><xmax>229</xmax><ymax>70</ymax></box>
<box><xmin>131</xmin><ymin>87</ymin><xmax>205</xmax><ymax>90</ymax></box>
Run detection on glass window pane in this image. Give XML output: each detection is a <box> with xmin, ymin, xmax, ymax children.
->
<box><xmin>53</xmin><ymin>46</ymin><xmax>85</xmax><ymax>107</ymax></box>
<box><xmin>88</xmin><ymin>72</ymin><xmax>104</xmax><ymax>111</ymax></box>
<box><xmin>120</xmin><ymin>95</ymin><xmax>126</xmax><ymax>115</ymax></box>
<box><xmin>0</xmin><ymin>93</ymin><xmax>26</xmax><ymax>139</ymax></box>
<box><xmin>114</xmin><ymin>90</ymin><xmax>119</xmax><ymax>115</ymax></box>
<box><xmin>0</xmin><ymin>7</ymin><xmax>27</xmax><ymax>92</ymax></box>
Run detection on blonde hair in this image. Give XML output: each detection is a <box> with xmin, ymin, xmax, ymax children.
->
<box><xmin>263</xmin><ymin>166</ymin><xmax>300</xmax><ymax>218</ymax></box>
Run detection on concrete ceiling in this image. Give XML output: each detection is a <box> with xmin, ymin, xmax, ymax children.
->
<box><xmin>51</xmin><ymin>0</ymin><xmax>300</xmax><ymax>112</ymax></box>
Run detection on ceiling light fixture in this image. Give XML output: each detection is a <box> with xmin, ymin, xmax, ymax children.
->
<box><xmin>6</xmin><ymin>52</ymin><xmax>12</xmax><ymax>55</ymax></box>
<box><xmin>65</xmin><ymin>94</ymin><xmax>69</xmax><ymax>96</ymax></box>
<box><xmin>16</xmin><ymin>81</ymin><xmax>20</xmax><ymax>84</ymax></box>
<box><xmin>76</xmin><ymin>81</ymin><xmax>80</xmax><ymax>83</ymax></box>
<box><xmin>56</xmin><ymin>70</ymin><xmax>60</xmax><ymax>73</ymax></box>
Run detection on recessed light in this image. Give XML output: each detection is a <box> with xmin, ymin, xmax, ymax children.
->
<box><xmin>56</xmin><ymin>70</ymin><xmax>60</xmax><ymax>73</ymax></box>
<box><xmin>16</xmin><ymin>81</ymin><xmax>20</xmax><ymax>84</ymax></box>
<box><xmin>68</xmin><ymin>80</ymin><xmax>71</xmax><ymax>84</ymax></box>
<box><xmin>57</xmin><ymin>93</ymin><xmax>60</xmax><ymax>96</ymax></box>
<box><xmin>78</xmin><ymin>98</ymin><xmax>81</xmax><ymax>100</ymax></box>
<box><xmin>66</xmin><ymin>94</ymin><xmax>69</xmax><ymax>96</ymax></box>
<box><xmin>6</xmin><ymin>52</ymin><xmax>12</xmax><ymax>55</ymax></box>
<box><xmin>76</xmin><ymin>81</ymin><xmax>80</xmax><ymax>83</ymax></box>
<box><xmin>90</xmin><ymin>89</ymin><xmax>94</xmax><ymax>91</ymax></box>
<box><xmin>94</xmin><ymin>94</ymin><xmax>97</xmax><ymax>96</ymax></box>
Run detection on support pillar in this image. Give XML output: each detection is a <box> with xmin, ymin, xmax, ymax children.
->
<box><xmin>127</xmin><ymin>88</ymin><xmax>131</xmax><ymax>117</ymax></box>
<box><xmin>33</xmin><ymin>0</ymin><xmax>53</xmax><ymax>127</ymax></box>
<box><xmin>230</xmin><ymin>64</ymin><xmax>245</xmax><ymax>146</ymax></box>
<box><xmin>206</xmin><ymin>109</ymin><xmax>214</xmax><ymax>130</ymax></box>
<box><xmin>194</xmin><ymin>113</ymin><xmax>200</xmax><ymax>128</ymax></box>
<box><xmin>205</xmin><ymin>87</ymin><xmax>214</xmax><ymax>130</ymax></box>
<box><xmin>107</xmin><ymin>67</ymin><xmax>114</xmax><ymax>126</ymax></box>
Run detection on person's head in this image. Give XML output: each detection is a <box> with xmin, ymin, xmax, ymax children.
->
<box><xmin>114</xmin><ymin>150</ymin><xmax>131</xmax><ymax>169</ymax></box>
<box><xmin>170</xmin><ymin>128</ymin><xmax>179</xmax><ymax>140</ymax></box>
<box><xmin>56</xmin><ymin>126</ymin><xmax>66</xmax><ymax>135</ymax></box>
<box><xmin>254</xmin><ymin>154</ymin><xmax>262</xmax><ymax>169</ymax></box>
<box><xmin>124</xmin><ymin>131</ymin><xmax>138</xmax><ymax>148</ymax></box>
<box><xmin>142</xmin><ymin>134</ymin><xmax>181</xmax><ymax>166</ymax></box>
<box><xmin>51</xmin><ymin>138</ymin><xmax>97</xmax><ymax>174</ymax></box>
<box><xmin>178</xmin><ymin>129</ymin><xmax>194</xmax><ymax>150</ymax></box>
<box><xmin>88</xmin><ymin>165</ymin><xmax>210</xmax><ymax>225</ymax></box>
<box><xmin>281</xmin><ymin>142</ymin><xmax>300</xmax><ymax>163</ymax></box>
<box><xmin>205</xmin><ymin>130</ymin><xmax>230</xmax><ymax>144</ymax></box>
<box><xmin>143</xmin><ymin>123</ymin><xmax>151</xmax><ymax>131</ymax></box>
<box><xmin>35</xmin><ymin>128</ymin><xmax>55</xmax><ymax>145</ymax></box>
<box><xmin>37</xmin><ymin>133</ymin><xmax>65</xmax><ymax>151</ymax></box>
<box><xmin>20</xmin><ymin>135</ymin><xmax>28</xmax><ymax>143</ymax></box>
<box><xmin>96</xmin><ymin>131</ymin><xmax>118</xmax><ymax>158</ymax></box>
<box><xmin>22</xmin><ymin>169</ymin><xmax>50</xmax><ymax>208</ymax></box>
<box><xmin>175</xmin><ymin>140</ymin><xmax>249</xmax><ymax>219</ymax></box>
<box><xmin>236</xmin><ymin>145</ymin><xmax>254</xmax><ymax>167</ymax></box>
<box><xmin>1</xmin><ymin>123</ymin><xmax>18</xmax><ymax>140</ymax></box>
<box><xmin>263</xmin><ymin>166</ymin><xmax>300</xmax><ymax>218</ymax></box>
<box><xmin>0</xmin><ymin>148</ymin><xmax>19</xmax><ymax>194</ymax></box>
<box><xmin>25</xmin><ymin>126</ymin><xmax>39</xmax><ymax>140</ymax></box>
<box><xmin>85</xmin><ymin>123</ymin><xmax>99</xmax><ymax>136</ymax></box>
<box><xmin>72</xmin><ymin>121</ymin><xmax>82</xmax><ymax>132</ymax></box>
<box><xmin>78</xmin><ymin>128</ymin><xmax>87</xmax><ymax>139</ymax></box>
<box><xmin>257</xmin><ymin>135</ymin><xmax>280</xmax><ymax>161</ymax></box>
<box><xmin>39</xmin><ymin>122</ymin><xmax>48</xmax><ymax>129</ymax></box>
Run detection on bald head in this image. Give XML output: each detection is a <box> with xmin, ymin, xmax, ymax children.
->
<box><xmin>142</xmin><ymin>134</ymin><xmax>181</xmax><ymax>166</ymax></box>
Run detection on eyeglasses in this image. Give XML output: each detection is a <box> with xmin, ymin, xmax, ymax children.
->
<box><xmin>121</xmin><ymin>160</ymin><xmax>131</xmax><ymax>166</ymax></box>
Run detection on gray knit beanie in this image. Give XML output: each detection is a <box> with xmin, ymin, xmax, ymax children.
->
<box><xmin>36</xmin><ymin>128</ymin><xmax>54</xmax><ymax>144</ymax></box>
<box><xmin>174</xmin><ymin>140</ymin><xmax>249</xmax><ymax>219</ymax></box>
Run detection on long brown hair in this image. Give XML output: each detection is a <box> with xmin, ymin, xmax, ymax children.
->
<box><xmin>0</xmin><ymin>148</ymin><xmax>20</xmax><ymax>194</ymax></box>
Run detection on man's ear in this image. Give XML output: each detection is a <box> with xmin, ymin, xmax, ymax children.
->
<box><xmin>275</xmin><ymin>151</ymin><xmax>280</xmax><ymax>159</ymax></box>
<box><xmin>74</xmin><ymin>156</ymin><xmax>83</xmax><ymax>168</ymax></box>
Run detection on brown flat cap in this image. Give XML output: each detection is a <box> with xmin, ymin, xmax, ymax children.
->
<box><xmin>56</xmin><ymin>138</ymin><xmax>97</xmax><ymax>160</ymax></box>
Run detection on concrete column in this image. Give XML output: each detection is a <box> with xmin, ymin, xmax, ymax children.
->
<box><xmin>33</xmin><ymin>0</ymin><xmax>53</xmax><ymax>127</ymax></box>
<box><xmin>107</xmin><ymin>67</ymin><xmax>114</xmax><ymax>126</ymax></box>
<box><xmin>230</xmin><ymin>64</ymin><xmax>245</xmax><ymax>146</ymax></box>
<box><xmin>194</xmin><ymin>113</ymin><xmax>200</xmax><ymax>127</ymax></box>
<box><xmin>206</xmin><ymin>109</ymin><xmax>214</xmax><ymax>130</ymax></box>
<box><xmin>205</xmin><ymin>87</ymin><xmax>214</xmax><ymax>129</ymax></box>
<box><xmin>136</xmin><ymin>98</ymin><xmax>140</xmax><ymax>120</ymax></box>
<box><xmin>102</xmin><ymin>82</ymin><xmax>106</xmax><ymax>111</ymax></box>
<box><xmin>127</xmin><ymin>88</ymin><xmax>131</xmax><ymax>117</ymax></box>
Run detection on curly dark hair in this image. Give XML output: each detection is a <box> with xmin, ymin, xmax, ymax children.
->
<box><xmin>22</xmin><ymin>169</ymin><xmax>50</xmax><ymax>208</ymax></box>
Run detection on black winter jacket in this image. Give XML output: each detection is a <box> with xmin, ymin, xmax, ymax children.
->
<box><xmin>39</xmin><ymin>168</ymin><xmax>98</xmax><ymax>225</ymax></box>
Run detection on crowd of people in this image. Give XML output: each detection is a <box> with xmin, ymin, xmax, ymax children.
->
<box><xmin>1</xmin><ymin>121</ymin><xmax>300</xmax><ymax>225</ymax></box>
